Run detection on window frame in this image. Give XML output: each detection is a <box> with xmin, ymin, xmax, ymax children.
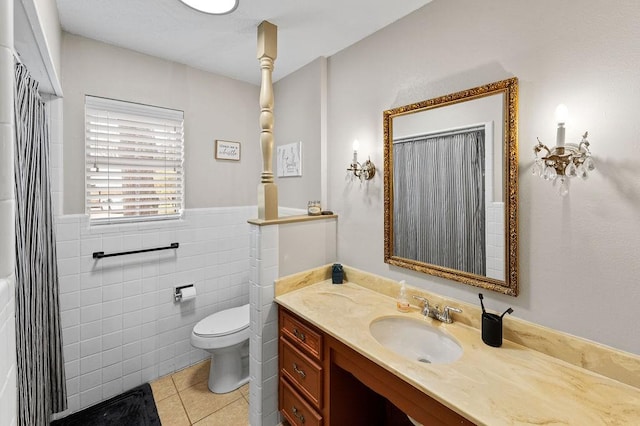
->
<box><xmin>84</xmin><ymin>95</ymin><xmax>185</xmax><ymax>225</ymax></box>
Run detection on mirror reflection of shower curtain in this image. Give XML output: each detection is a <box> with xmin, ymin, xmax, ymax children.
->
<box><xmin>393</xmin><ymin>130</ymin><xmax>486</xmax><ymax>276</ymax></box>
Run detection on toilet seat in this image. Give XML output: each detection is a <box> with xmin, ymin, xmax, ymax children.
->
<box><xmin>194</xmin><ymin>304</ymin><xmax>250</xmax><ymax>337</ymax></box>
<box><xmin>191</xmin><ymin>304</ymin><xmax>250</xmax><ymax>351</ymax></box>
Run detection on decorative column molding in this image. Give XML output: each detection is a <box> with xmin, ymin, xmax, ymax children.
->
<box><xmin>257</xmin><ymin>21</ymin><xmax>278</xmax><ymax>220</ymax></box>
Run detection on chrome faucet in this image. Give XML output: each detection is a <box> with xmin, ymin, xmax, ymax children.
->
<box><xmin>412</xmin><ymin>295</ymin><xmax>462</xmax><ymax>324</ymax></box>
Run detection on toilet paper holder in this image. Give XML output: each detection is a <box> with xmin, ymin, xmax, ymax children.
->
<box><xmin>174</xmin><ymin>284</ymin><xmax>195</xmax><ymax>302</ymax></box>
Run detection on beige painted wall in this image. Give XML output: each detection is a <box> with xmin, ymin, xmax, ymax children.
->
<box><xmin>273</xmin><ymin>58</ymin><xmax>324</xmax><ymax>209</ymax></box>
<box><xmin>325</xmin><ymin>0</ymin><xmax>640</xmax><ymax>354</ymax></box>
<box><xmin>61</xmin><ymin>33</ymin><xmax>261</xmax><ymax>213</ymax></box>
<box><xmin>279</xmin><ymin>219</ymin><xmax>337</xmax><ymax>277</ymax></box>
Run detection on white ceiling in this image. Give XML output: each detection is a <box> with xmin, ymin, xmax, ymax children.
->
<box><xmin>55</xmin><ymin>0</ymin><xmax>432</xmax><ymax>86</ymax></box>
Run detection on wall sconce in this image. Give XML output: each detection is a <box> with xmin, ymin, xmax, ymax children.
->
<box><xmin>532</xmin><ymin>104</ymin><xmax>596</xmax><ymax>196</ymax></box>
<box><xmin>347</xmin><ymin>139</ymin><xmax>376</xmax><ymax>181</ymax></box>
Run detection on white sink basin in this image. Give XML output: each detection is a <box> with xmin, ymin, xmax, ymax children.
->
<box><xmin>369</xmin><ymin>316</ymin><xmax>463</xmax><ymax>364</ymax></box>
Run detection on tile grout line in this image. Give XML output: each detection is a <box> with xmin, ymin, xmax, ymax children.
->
<box><xmin>152</xmin><ymin>360</ymin><xmax>250</xmax><ymax>425</ymax></box>
<box><xmin>173</xmin><ymin>376</ymin><xmax>195</xmax><ymax>425</ymax></box>
<box><xmin>180</xmin><ymin>381</ymin><xmax>245</xmax><ymax>425</ymax></box>
<box><xmin>175</xmin><ymin>390</ymin><xmax>192</xmax><ymax>425</ymax></box>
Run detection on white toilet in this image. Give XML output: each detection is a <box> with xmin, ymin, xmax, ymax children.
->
<box><xmin>190</xmin><ymin>304</ymin><xmax>250</xmax><ymax>393</ymax></box>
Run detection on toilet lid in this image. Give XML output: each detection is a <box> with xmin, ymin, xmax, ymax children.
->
<box><xmin>194</xmin><ymin>304</ymin><xmax>250</xmax><ymax>337</ymax></box>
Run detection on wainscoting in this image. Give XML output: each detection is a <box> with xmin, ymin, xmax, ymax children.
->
<box><xmin>54</xmin><ymin>206</ymin><xmax>254</xmax><ymax>415</ymax></box>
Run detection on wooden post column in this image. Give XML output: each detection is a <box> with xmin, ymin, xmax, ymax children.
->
<box><xmin>257</xmin><ymin>21</ymin><xmax>278</xmax><ymax>220</ymax></box>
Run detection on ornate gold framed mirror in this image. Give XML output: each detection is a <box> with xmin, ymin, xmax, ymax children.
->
<box><xmin>383</xmin><ymin>78</ymin><xmax>518</xmax><ymax>296</ymax></box>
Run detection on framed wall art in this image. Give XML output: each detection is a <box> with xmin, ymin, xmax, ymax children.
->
<box><xmin>277</xmin><ymin>141</ymin><xmax>302</xmax><ymax>177</ymax></box>
<box><xmin>215</xmin><ymin>140</ymin><xmax>241</xmax><ymax>161</ymax></box>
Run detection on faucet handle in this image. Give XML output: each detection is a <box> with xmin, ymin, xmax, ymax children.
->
<box><xmin>412</xmin><ymin>295</ymin><xmax>429</xmax><ymax>306</ymax></box>
<box><xmin>441</xmin><ymin>306</ymin><xmax>462</xmax><ymax>323</ymax></box>
<box><xmin>412</xmin><ymin>295</ymin><xmax>430</xmax><ymax>315</ymax></box>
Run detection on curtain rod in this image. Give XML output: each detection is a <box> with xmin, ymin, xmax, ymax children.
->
<box><xmin>393</xmin><ymin>123</ymin><xmax>487</xmax><ymax>144</ymax></box>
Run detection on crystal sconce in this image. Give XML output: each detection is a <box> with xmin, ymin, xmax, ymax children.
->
<box><xmin>347</xmin><ymin>139</ymin><xmax>376</xmax><ymax>181</ymax></box>
<box><xmin>532</xmin><ymin>104</ymin><xmax>595</xmax><ymax>196</ymax></box>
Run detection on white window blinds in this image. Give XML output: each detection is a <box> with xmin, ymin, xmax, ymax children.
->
<box><xmin>85</xmin><ymin>96</ymin><xmax>184</xmax><ymax>224</ymax></box>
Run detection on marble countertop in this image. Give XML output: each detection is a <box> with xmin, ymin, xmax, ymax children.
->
<box><xmin>275</xmin><ymin>279</ymin><xmax>640</xmax><ymax>425</ymax></box>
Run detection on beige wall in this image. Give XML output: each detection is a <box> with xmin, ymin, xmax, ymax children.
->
<box><xmin>61</xmin><ymin>33</ymin><xmax>261</xmax><ymax>213</ymax></box>
<box><xmin>325</xmin><ymin>0</ymin><xmax>640</xmax><ymax>354</ymax></box>
<box><xmin>273</xmin><ymin>58</ymin><xmax>325</xmax><ymax>209</ymax></box>
<box><xmin>279</xmin><ymin>219</ymin><xmax>337</xmax><ymax>277</ymax></box>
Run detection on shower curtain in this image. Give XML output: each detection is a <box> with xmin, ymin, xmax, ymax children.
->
<box><xmin>14</xmin><ymin>62</ymin><xmax>67</xmax><ymax>425</ymax></box>
<box><xmin>393</xmin><ymin>129</ymin><xmax>486</xmax><ymax>275</ymax></box>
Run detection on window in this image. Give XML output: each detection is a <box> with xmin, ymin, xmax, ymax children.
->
<box><xmin>85</xmin><ymin>96</ymin><xmax>184</xmax><ymax>224</ymax></box>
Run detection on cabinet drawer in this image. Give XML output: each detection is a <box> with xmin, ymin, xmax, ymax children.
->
<box><xmin>280</xmin><ymin>308</ymin><xmax>322</xmax><ymax>360</ymax></box>
<box><xmin>280</xmin><ymin>337</ymin><xmax>323</xmax><ymax>408</ymax></box>
<box><xmin>280</xmin><ymin>377</ymin><xmax>323</xmax><ymax>426</ymax></box>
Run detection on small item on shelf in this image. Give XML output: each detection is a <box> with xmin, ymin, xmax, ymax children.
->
<box><xmin>396</xmin><ymin>280</ymin><xmax>410</xmax><ymax>313</ymax></box>
<box><xmin>321</xmin><ymin>210</ymin><xmax>334</xmax><ymax>215</ymax></box>
<box><xmin>332</xmin><ymin>263</ymin><xmax>344</xmax><ymax>284</ymax></box>
<box><xmin>307</xmin><ymin>200</ymin><xmax>321</xmax><ymax>216</ymax></box>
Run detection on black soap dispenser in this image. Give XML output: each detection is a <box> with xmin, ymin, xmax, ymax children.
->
<box><xmin>332</xmin><ymin>263</ymin><xmax>344</xmax><ymax>284</ymax></box>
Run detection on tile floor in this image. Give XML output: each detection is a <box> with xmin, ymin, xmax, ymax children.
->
<box><xmin>150</xmin><ymin>360</ymin><xmax>249</xmax><ymax>425</ymax></box>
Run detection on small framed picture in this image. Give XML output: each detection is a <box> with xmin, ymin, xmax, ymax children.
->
<box><xmin>277</xmin><ymin>141</ymin><xmax>303</xmax><ymax>177</ymax></box>
<box><xmin>215</xmin><ymin>140</ymin><xmax>241</xmax><ymax>161</ymax></box>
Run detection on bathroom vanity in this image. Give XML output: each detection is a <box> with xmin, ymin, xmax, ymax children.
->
<box><xmin>274</xmin><ymin>266</ymin><xmax>640</xmax><ymax>425</ymax></box>
<box><xmin>279</xmin><ymin>307</ymin><xmax>471</xmax><ymax>425</ymax></box>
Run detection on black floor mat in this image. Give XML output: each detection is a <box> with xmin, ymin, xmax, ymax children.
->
<box><xmin>51</xmin><ymin>383</ymin><xmax>161</xmax><ymax>426</ymax></box>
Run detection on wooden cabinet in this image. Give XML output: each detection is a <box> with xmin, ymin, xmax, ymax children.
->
<box><xmin>280</xmin><ymin>338</ymin><xmax>323</xmax><ymax>408</ymax></box>
<box><xmin>280</xmin><ymin>308</ymin><xmax>322</xmax><ymax>360</ymax></box>
<box><xmin>280</xmin><ymin>377</ymin><xmax>323</xmax><ymax>426</ymax></box>
<box><xmin>278</xmin><ymin>306</ymin><xmax>474</xmax><ymax>426</ymax></box>
<box><xmin>279</xmin><ymin>308</ymin><xmax>325</xmax><ymax>425</ymax></box>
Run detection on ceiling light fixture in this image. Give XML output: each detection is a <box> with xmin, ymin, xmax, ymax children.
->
<box><xmin>178</xmin><ymin>0</ymin><xmax>239</xmax><ymax>15</ymax></box>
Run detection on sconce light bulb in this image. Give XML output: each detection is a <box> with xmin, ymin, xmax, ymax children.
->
<box><xmin>555</xmin><ymin>104</ymin><xmax>569</xmax><ymax>125</ymax></box>
<box><xmin>351</xmin><ymin>139</ymin><xmax>360</xmax><ymax>165</ymax></box>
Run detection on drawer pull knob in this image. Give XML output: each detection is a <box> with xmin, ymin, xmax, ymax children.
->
<box><xmin>292</xmin><ymin>363</ymin><xmax>306</xmax><ymax>379</ymax></box>
<box><xmin>292</xmin><ymin>406</ymin><xmax>305</xmax><ymax>424</ymax></box>
<box><xmin>293</xmin><ymin>328</ymin><xmax>306</xmax><ymax>342</ymax></box>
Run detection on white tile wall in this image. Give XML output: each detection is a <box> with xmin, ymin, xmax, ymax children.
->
<box><xmin>249</xmin><ymin>224</ymin><xmax>280</xmax><ymax>426</ymax></box>
<box><xmin>248</xmin><ymin>217</ymin><xmax>336</xmax><ymax>426</ymax></box>
<box><xmin>486</xmin><ymin>202</ymin><xmax>505</xmax><ymax>281</ymax></box>
<box><xmin>54</xmin><ymin>206</ymin><xmax>255</xmax><ymax>415</ymax></box>
<box><xmin>0</xmin><ymin>276</ymin><xmax>17</xmax><ymax>426</ymax></box>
